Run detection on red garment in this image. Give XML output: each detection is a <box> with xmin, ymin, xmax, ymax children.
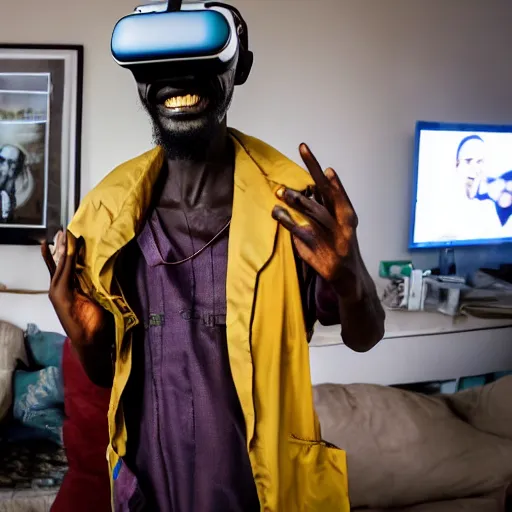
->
<box><xmin>52</xmin><ymin>339</ymin><xmax>111</xmax><ymax>512</ymax></box>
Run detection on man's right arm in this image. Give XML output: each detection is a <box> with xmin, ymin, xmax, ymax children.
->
<box><xmin>42</xmin><ymin>231</ymin><xmax>115</xmax><ymax>388</ymax></box>
<box><xmin>73</xmin><ymin>314</ymin><xmax>115</xmax><ymax>388</ymax></box>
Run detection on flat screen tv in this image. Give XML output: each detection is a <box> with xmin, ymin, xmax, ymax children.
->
<box><xmin>409</xmin><ymin>121</ymin><xmax>512</xmax><ymax>249</ymax></box>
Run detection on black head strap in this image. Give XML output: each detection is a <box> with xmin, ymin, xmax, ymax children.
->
<box><xmin>167</xmin><ymin>0</ymin><xmax>183</xmax><ymax>12</ymax></box>
<box><xmin>204</xmin><ymin>1</ymin><xmax>253</xmax><ymax>85</ymax></box>
<box><xmin>204</xmin><ymin>2</ymin><xmax>249</xmax><ymax>51</ymax></box>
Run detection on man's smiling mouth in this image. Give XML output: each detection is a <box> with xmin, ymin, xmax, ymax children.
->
<box><xmin>154</xmin><ymin>83</ymin><xmax>211</xmax><ymax>117</ymax></box>
<box><xmin>163</xmin><ymin>93</ymin><xmax>210</xmax><ymax>114</ymax></box>
<box><xmin>149</xmin><ymin>78</ymin><xmax>218</xmax><ymax>118</ymax></box>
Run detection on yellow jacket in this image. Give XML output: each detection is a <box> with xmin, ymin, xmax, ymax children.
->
<box><xmin>68</xmin><ymin>129</ymin><xmax>349</xmax><ymax>511</ymax></box>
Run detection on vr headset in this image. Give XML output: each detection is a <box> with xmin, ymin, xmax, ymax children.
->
<box><xmin>111</xmin><ymin>0</ymin><xmax>253</xmax><ymax>85</ymax></box>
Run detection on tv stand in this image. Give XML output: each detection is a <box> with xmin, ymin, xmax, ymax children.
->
<box><xmin>438</xmin><ymin>248</ymin><xmax>456</xmax><ymax>275</ymax></box>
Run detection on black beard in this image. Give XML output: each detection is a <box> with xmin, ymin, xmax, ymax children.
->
<box><xmin>149</xmin><ymin>114</ymin><xmax>217</xmax><ymax>162</ymax></box>
<box><xmin>142</xmin><ymin>85</ymin><xmax>234</xmax><ymax>162</ymax></box>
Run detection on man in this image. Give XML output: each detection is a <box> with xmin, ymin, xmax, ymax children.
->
<box><xmin>42</xmin><ymin>2</ymin><xmax>384</xmax><ymax>511</ymax></box>
<box><xmin>443</xmin><ymin>134</ymin><xmax>512</xmax><ymax>240</ymax></box>
<box><xmin>455</xmin><ymin>135</ymin><xmax>486</xmax><ymax>200</ymax></box>
<box><xmin>0</xmin><ymin>144</ymin><xmax>25</xmax><ymax>222</ymax></box>
<box><xmin>456</xmin><ymin>135</ymin><xmax>512</xmax><ymax>227</ymax></box>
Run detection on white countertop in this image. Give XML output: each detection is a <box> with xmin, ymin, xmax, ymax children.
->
<box><xmin>310</xmin><ymin>309</ymin><xmax>512</xmax><ymax>347</ymax></box>
<box><xmin>309</xmin><ymin>309</ymin><xmax>512</xmax><ymax>385</ymax></box>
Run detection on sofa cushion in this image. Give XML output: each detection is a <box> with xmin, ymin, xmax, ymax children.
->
<box><xmin>444</xmin><ymin>376</ymin><xmax>512</xmax><ymax>441</ymax></box>
<box><xmin>0</xmin><ymin>321</ymin><xmax>28</xmax><ymax>422</ymax></box>
<box><xmin>364</xmin><ymin>487</ymin><xmax>509</xmax><ymax>512</ymax></box>
<box><xmin>313</xmin><ymin>382</ymin><xmax>512</xmax><ymax>509</ymax></box>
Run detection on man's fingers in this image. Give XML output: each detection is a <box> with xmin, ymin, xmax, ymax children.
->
<box><xmin>280</xmin><ymin>188</ymin><xmax>334</xmax><ymax>231</ymax></box>
<box><xmin>41</xmin><ymin>241</ymin><xmax>56</xmax><ymax>278</ymax></box>
<box><xmin>299</xmin><ymin>143</ymin><xmax>331</xmax><ymax>195</ymax></box>
<box><xmin>325</xmin><ymin>167</ymin><xmax>354</xmax><ymax>208</ymax></box>
<box><xmin>52</xmin><ymin>231</ymin><xmax>68</xmax><ymax>283</ymax></box>
<box><xmin>272</xmin><ymin>205</ymin><xmax>297</xmax><ymax>232</ymax></box>
<box><xmin>325</xmin><ymin>167</ymin><xmax>342</xmax><ymax>191</ymax></box>
<box><xmin>313</xmin><ymin>186</ymin><xmax>324</xmax><ymax>206</ymax></box>
<box><xmin>292</xmin><ymin>235</ymin><xmax>316</xmax><ymax>265</ymax></box>
<box><xmin>272</xmin><ymin>205</ymin><xmax>317</xmax><ymax>249</ymax></box>
<box><xmin>60</xmin><ymin>232</ymin><xmax>78</xmax><ymax>290</ymax></box>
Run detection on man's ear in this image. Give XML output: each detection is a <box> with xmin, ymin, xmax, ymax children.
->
<box><xmin>235</xmin><ymin>51</ymin><xmax>254</xmax><ymax>86</ymax></box>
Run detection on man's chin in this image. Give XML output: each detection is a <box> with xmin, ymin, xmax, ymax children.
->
<box><xmin>152</xmin><ymin>117</ymin><xmax>215</xmax><ymax>161</ymax></box>
<box><xmin>157</xmin><ymin>114</ymin><xmax>211</xmax><ymax>138</ymax></box>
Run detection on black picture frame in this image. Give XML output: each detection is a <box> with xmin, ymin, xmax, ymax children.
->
<box><xmin>0</xmin><ymin>44</ymin><xmax>83</xmax><ymax>245</ymax></box>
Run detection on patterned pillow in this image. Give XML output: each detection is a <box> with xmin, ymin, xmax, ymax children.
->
<box><xmin>0</xmin><ymin>321</ymin><xmax>28</xmax><ymax>421</ymax></box>
<box><xmin>25</xmin><ymin>324</ymin><xmax>66</xmax><ymax>369</ymax></box>
<box><xmin>13</xmin><ymin>367</ymin><xmax>65</xmax><ymax>445</ymax></box>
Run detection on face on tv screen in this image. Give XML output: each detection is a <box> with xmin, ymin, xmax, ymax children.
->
<box><xmin>411</xmin><ymin>128</ymin><xmax>512</xmax><ymax>247</ymax></box>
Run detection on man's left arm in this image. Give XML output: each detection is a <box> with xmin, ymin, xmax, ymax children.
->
<box><xmin>315</xmin><ymin>253</ymin><xmax>385</xmax><ymax>352</ymax></box>
<box><xmin>273</xmin><ymin>143</ymin><xmax>385</xmax><ymax>352</ymax></box>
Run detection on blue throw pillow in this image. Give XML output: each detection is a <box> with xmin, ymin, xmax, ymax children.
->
<box><xmin>25</xmin><ymin>324</ymin><xmax>66</xmax><ymax>369</ymax></box>
<box><xmin>13</xmin><ymin>366</ymin><xmax>65</xmax><ymax>445</ymax></box>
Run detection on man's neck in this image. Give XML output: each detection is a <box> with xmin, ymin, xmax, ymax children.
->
<box><xmin>160</xmin><ymin>124</ymin><xmax>234</xmax><ymax>210</ymax></box>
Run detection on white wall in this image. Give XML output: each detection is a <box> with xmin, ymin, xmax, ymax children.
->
<box><xmin>2</xmin><ymin>0</ymin><xmax>512</xmax><ymax>332</ymax></box>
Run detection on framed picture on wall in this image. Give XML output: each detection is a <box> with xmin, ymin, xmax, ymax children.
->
<box><xmin>0</xmin><ymin>44</ymin><xmax>83</xmax><ymax>245</ymax></box>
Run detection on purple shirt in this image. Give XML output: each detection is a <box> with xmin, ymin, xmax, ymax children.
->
<box><xmin>116</xmin><ymin>208</ymin><xmax>340</xmax><ymax>512</ymax></box>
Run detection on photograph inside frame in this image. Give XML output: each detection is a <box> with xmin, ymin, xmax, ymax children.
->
<box><xmin>0</xmin><ymin>73</ymin><xmax>50</xmax><ymax>227</ymax></box>
<box><xmin>0</xmin><ymin>46</ymin><xmax>82</xmax><ymax>245</ymax></box>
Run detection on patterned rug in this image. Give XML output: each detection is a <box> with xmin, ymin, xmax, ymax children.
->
<box><xmin>0</xmin><ymin>439</ymin><xmax>67</xmax><ymax>491</ymax></box>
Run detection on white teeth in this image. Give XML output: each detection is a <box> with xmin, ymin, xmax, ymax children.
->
<box><xmin>164</xmin><ymin>94</ymin><xmax>201</xmax><ymax>109</ymax></box>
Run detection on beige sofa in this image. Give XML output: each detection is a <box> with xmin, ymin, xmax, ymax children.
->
<box><xmin>314</xmin><ymin>376</ymin><xmax>512</xmax><ymax>511</ymax></box>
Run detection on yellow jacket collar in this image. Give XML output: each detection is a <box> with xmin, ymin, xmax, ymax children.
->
<box><xmin>69</xmin><ymin>129</ymin><xmax>314</xmax><ymax>295</ymax></box>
